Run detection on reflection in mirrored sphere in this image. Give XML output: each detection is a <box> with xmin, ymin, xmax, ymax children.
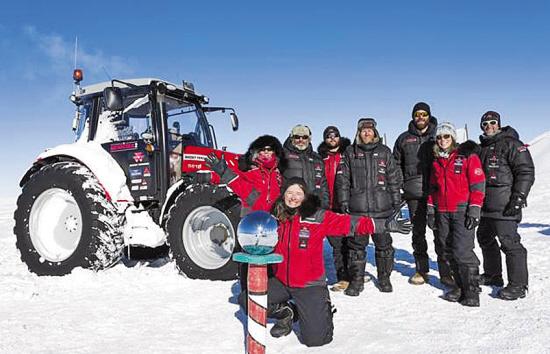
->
<box><xmin>237</xmin><ymin>211</ymin><xmax>279</xmax><ymax>255</ymax></box>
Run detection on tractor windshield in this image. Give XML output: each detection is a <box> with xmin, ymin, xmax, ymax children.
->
<box><xmin>163</xmin><ymin>96</ymin><xmax>212</xmax><ymax>148</ymax></box>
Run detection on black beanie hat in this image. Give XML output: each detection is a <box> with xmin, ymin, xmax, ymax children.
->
<box><xmin>480</xmin><ymin>111</ymin><xmax>501</xmax><ymax>128</ymax></box>
<box><xmin>323</xmin><ymin>126</ymin><xmax>340</xmax><ymax>139</ymax></box>
<box><xmin>412</xmin><ymin>102</ymin><xmax>431</xmax><ymax>118</ymax></box>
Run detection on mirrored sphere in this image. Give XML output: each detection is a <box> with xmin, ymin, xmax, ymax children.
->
<box><xmin>237</xmin><ymin>211</ymin><xmax>279</xmax><ymax>255</ymax></box>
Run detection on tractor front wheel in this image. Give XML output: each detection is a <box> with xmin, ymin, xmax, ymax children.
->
<box><xmin>166</xmin><ymin>184</ymin><xmax>241</xmax><ymax>280</ymax></box>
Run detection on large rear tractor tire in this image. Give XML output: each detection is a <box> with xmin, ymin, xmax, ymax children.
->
<box><xmin>13</xmin><ymin>161</ymin><xmax>124</xmax><ymax>275</ymax></box>
<box><xmin>166</xmin><ymin>184</ymin><xmax>241</xmax><ymax>280</ymax></box>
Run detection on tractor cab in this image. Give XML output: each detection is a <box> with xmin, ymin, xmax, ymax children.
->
<box><xmin>71</xmin><ymin>75</ymin><xmax>239</xmax><ymax>205</ymax></box>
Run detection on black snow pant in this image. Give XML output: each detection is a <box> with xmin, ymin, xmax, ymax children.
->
<box><xmin>347</xmin><ymin>232</ymin><xmax>395</xmax><ymax>279</ymax></box>
<box><xmin>268</xmin><ymin>277</ymin><xmax>334</xmax><ymax>347</ymax></box>
<box><xmin>436</xmin><ymin>212</ymin><xmax>480</xmax><ymax>295</ymax></box>
<box><xmin>327</xmin><ymin>236</ymin><xmax>349</xmax><ymax>282</ymax></box>
<box><xmin>407</xmin><ymin>198</ymin><xmax>451</xmax><ymax>278</ymax></box>
<box><xmin>476</xmin><ymin>217</ymin><xmax>528</xmax><ymax>287</ymax></box>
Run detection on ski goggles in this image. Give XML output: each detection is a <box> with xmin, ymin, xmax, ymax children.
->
<box><xmin>436</xmin><ymin>134</ymin><xmax>452</xmax><ymax>140</ymax></box>
<box><xmin>414</xmin><ymin>111</ymin><xmax>429</xmax><ymax>118</ymax></box>
<box><xmin>259</xmin><ymin>146</ymin><xmax>274</xmax><ymax>152</ymax></box>
<box><xmin>481</xmin><ymin>120</ymin><xmax>499</xmax><ymax>127</ymax></box>
<box><xmin>325</xmin><ymin>133</ymin><xmax>339</xmax><ymax>139</ymax></box>
<box><xmin>292</xmin><ymin>135</ymin><xmax>310</xmax><ymax>140</ymax></box>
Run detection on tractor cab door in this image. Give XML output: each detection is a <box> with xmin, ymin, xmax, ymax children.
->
<box><xmin>160</xmin><ymin>95</ymin><xmax>214</xmax><ymax>186</ymax></box>
<box><xmin>95</xmin><ymin>91</ymin><xmax>161</xmax><ymax>201</ymax></box>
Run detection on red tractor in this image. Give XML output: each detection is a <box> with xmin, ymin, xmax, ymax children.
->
<box><xmin>14</xmin><ymin>71</ymin><xmax>244</xmax><ymax>280</ymax></box>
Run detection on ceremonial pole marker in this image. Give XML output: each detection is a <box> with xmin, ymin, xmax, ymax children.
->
<box><xmin>234</xmin><ymin>211</ymin><xmax>282</xmax><ymax>354</ymax></box>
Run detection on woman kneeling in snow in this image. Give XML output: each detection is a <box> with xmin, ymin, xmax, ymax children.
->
<box><xmin>266</xmin><ymin>177</ymin><xmax>411</xmax><ymax>347</ymax></box>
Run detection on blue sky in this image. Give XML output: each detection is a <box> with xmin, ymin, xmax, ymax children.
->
<box><xmin>2</xmin><ymin>0</ymin><xmax>549</xmax><ymax>196</ymax></box>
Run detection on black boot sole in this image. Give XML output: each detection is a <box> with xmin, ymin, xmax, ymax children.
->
<box><xmin>499</xmin><ymin>293</ymin><xmax>526</xmax><ymax>301</ymax></box>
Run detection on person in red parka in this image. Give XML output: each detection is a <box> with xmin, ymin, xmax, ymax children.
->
<box><xmin>317</xmin><ymin>126</ymin><xmax>352</xmax><ymax>292</ymax></box>
<box><xmin>205</xmin><ymin>135</ymin><xmax>286</xmax><ymax>291</ymax></box>
<box><xmin>427</xmin><ymin>122</ymin><xmax>485</xmax><ymax>307</ymax></box>
<box><xmin>266</xmin><ymin>177</ymin><xmax>411</xmax><ymax>347</ymax></box>
<box><xmin>216</xmin><ymin>135</ymin><xmax>286</xmax><ymax>216</ymax></box>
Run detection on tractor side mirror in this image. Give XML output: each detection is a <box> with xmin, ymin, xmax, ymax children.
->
<box><xmin>230</xmin><ymin>112</ymin><xmax>239</xmax><ymax>131</ymax></box>
<box><xmin>103</xmin><ymin>87</ymin><xmax>124</xmax><ymax>111</ymax></box>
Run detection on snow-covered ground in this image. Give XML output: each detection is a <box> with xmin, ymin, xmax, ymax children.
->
<box><xmin>2</xmin><ymin>133</ymin><xmax>550</xmax><ymax>354</ymax></box>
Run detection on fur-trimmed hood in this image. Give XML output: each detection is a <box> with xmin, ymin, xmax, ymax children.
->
<box><xmin>457</xmin><ymin>140</ymin><xmax>481</xmax><ymax>157</ymax></box>
<box><xmin>238</xmin><ymin>135</ymin><xmax>287</xmax><ymax>171</ymax></box>
<box><xmin>317</xmin><ymin>137</ymin><xmax>351</xmax><ymax>158</ymax></box>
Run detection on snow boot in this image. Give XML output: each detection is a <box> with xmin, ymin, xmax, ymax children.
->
<box><xmin>479</xmin><ymin>273</ymin><xmax>504</xmax><ymax>287</ymax></box>
<box><xmin>499</xmin><ymin>284</ymin><xmax>527</xmax><ymax>300</ymax></box>
<box><xmin>443</xmin><ymin>287</ymin><xmax>462</xmax><ymax>302</ymax></box>
<box><xmin>444</xmin><ymin>263</ymin><xmax>463</xmax><ymax>302</ymax></box>
<box><xmin>375</xmin><ymin>250</ymin><xmax>394</xmax><ymax>293</ymax></box>
<box><xmin>438</xmin><ymin>260</ymin><xmax>455</xmax><ymax>287</ymax></box>
<box><xmin>269</xmin><ymin>303</ymin><xmax>294</xmax><ymax>338</ymax></box>
<box><xmin>330</xmin><ymin>280</ymin><xmax>349</xmax><ymax>292</ymax></box>
<box><xmin>458</xmin><ymin>266</ymin><xmax>480</xmax><ymax>307</ymax></box>
<box><xmin>345</xmin><ymin>251</ymin><xmax>366</xmax><ymax>297</ymax></box>
<box><xmin>409</xmin><ymin>272</ymin><xmax>428</xmax><ymax>285</ymax></box>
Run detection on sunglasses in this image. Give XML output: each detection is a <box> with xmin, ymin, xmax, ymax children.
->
<box><xmin>481</xmin><ymin>120</ymin><xmax>498</xmax><ymax>128</ymax></box>
<box><xmin>414</xmin><ymin>111</ymin><xmax>429</xmax><ymax>118</ymax></box>
<box><xmin>292</xmin><ymin>135</ymin><xmax>310</xmax><ymax>140</ymax></box>
<box><xmin>436</xmin><ymin>134</ymin><xmax>452</xmax><ymax>140</ymax></box>
<box><xmin>325</xmin><ymin>133</ymin><xmax>339</xmax><ymax>139</ymax></box>
<box><xmin>259</xmin><ymin>146</ymin><xmax>274</xmax><ymax>152</ymax></box>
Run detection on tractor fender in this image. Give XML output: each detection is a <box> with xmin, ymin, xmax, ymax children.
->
<box><xmin>160</xmin><ymin>178</ymin><xmax>186</xmax><ymax>224</ymax></box>
<box><xmin>23</xmin><ymin>142</ymin><xmax>133</xmax><ymax>203</ymax></box>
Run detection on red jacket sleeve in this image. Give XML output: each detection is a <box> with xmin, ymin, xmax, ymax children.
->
<box><xmin>467</xmin><ymin>154</ymin><xmax>486</xmax><ymax>208</ymax></box>
<box><xmin>320</xmin><ymin>211</ymin><xmax>374</xmax><ymax>237</ymax></box>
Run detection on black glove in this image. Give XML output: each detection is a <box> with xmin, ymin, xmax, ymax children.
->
<box><xmin>204</xmin><ymin>152</ymin><xmax>227</xmax><ymax>176</ymax></box>
<box><xmin>383</xmin><ymin>208</ymin><xmax>413</xmax><ymax>234</ymax></box>
<box><xmin>340</xmin><ymin>202</ymin><xmax>350</xmax><ymax>214</ymax></box>
<box><xmin>465</xmin><ymin>205</ymin><xmax>481</xmax><ymax>230</ymax></box>
<box><xmin>427</xmin><ymin>205</ymin><xmax>436</xmax><ymax>230</ymax></box>
<box><xmin>503</xmin><ymin>193</ymin><xmax>526</xmax><ymax>217</ymax></box>
<box><xmin>464</xmin><ymin>216</ymin><xmax>479</xmax><ymax>230</ymax></box>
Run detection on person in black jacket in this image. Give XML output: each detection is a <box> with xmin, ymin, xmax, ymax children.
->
<box><xmin>476</xmin><ymin>111</ymin><xmax>535</xmax><ymax>300</ymax></box>
<box><xmin>393</xmin><ymin>102</ymin><xmax>453</xmax><ymax>286</ymax></box>
<box><xmin>281</xmin><ymin>124</ymin><xmax>330</xmax><ymax>208</ymax></box>
<box><xmin>336</xmin><ymin>118</ymin><xmax>402</xmax><ymax>295</ymax></box>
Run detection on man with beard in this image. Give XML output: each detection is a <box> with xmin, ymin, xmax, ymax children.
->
<box><xmin>393</xmin><ymin>102</ymin><xmax>453</xmax><ymax>286</ymax></box>
<box><xmin>317</xmin><ymin>126</ymin><xmax>352</xmax><ymax>291</ymax></box>
<box><xmin>282</xmin><ymin>124</ymin><xmax>330</xmax><ymax>208</ymax></box>
<box><xmin>336</xmin><ymin>118</ymin><xmax>402</xmax><ymax>295</ymax></box>
<box><xmin>477</xmin><ymin>111</ymin><xmax>535</xmax><ymax>300</ymax></box>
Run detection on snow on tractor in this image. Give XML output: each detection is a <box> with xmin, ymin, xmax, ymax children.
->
<box><xmin>13</xmin><ymin>70</ymin><xmax>244</xmax><ymax>280</ymax></box>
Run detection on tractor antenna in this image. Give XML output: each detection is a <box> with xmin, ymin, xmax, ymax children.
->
<box><xmin>74</xmin><ymin>36</ymin><xmax>78</xmax><ymax>69</ymax></box>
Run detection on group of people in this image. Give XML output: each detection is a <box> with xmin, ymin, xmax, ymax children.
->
<box><xmin>205</xmin><ymin>102</ymin><xmax>535</xmax><ymax>347</ymax></box>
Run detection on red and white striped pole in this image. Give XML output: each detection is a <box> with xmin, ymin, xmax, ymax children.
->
<box><xmin>246</xmin><ymin>263</ymin><xmax>268</xmax><ymax>354</ymax></box>
<box><xmin>233</xmin><ymin>253</ymin><xmax>283</xmax><ymax>354</ymax></box>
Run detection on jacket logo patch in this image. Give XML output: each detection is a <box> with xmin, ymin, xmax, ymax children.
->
<box><xmin>474</xmin><ymin>168</ymin><xmax>483</xmax><ymax>176</ymax></box>
<box><xmin>405</xmin><ymin>137</ymin><xmax>417</xmax><ymax>143</ymax></box>
<box><xmin>299</xmin><ymin>228</ymin><xmax>310</xmax><ymax>249</ymax></box>
<box><xmin>288</xmin><ymin>154</ymin><xmax>299</xmax><ymax>159</ymax></box>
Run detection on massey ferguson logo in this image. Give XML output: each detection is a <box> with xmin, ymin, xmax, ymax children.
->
<box><xmin>133</xmin><ymin>152</ymin><xmax>145</xmax><ymax>163</ymax></box>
